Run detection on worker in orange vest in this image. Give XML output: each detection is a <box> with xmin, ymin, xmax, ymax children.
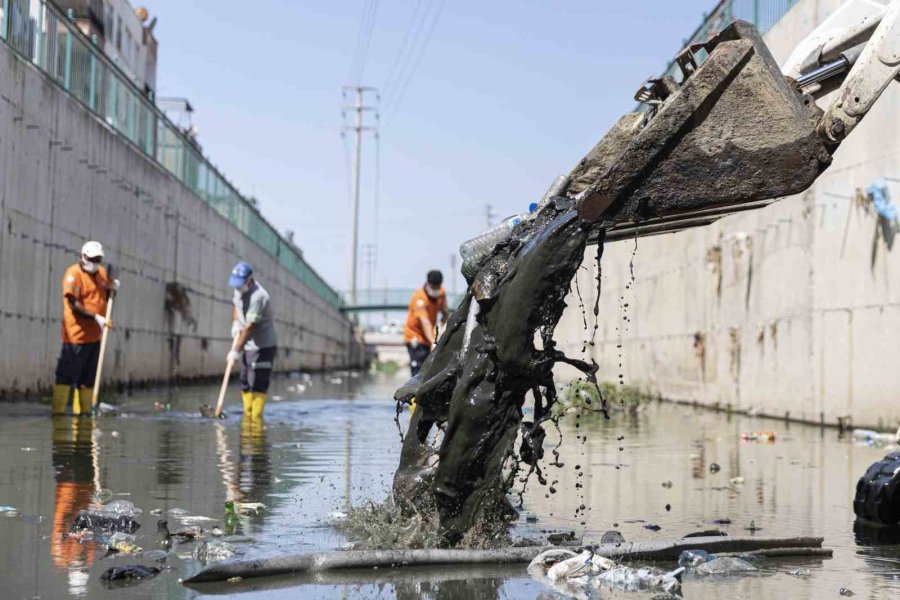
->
<box><xmin>52</xmin><ymin>241</ymin><xmax>119</xmax><ymax>415</ymax></box>
<box><xmin>403</xmin><ymin>270</ymin><xmax>449</xmax><ymax>376</ymax></box>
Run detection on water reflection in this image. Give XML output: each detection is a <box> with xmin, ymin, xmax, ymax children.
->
<box><xmin>50</xmin><ymin>416</ymin><xmax>96</xmax><ymax>594</ymax></box>
<box><xmin>238</xmin><ymin>415</ymin><xmax>271</xmax><ymax>500</ymax></box>
<box><xmin>0</xmin><ymin>374</ymin><xmax>897</xmax><ymax>599</ymax></box>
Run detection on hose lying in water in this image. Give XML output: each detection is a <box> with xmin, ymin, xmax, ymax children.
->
<box><xmin>183</xmin><ymin>536</ymin><xmax>829</xmax><ymax>583</ymax></box>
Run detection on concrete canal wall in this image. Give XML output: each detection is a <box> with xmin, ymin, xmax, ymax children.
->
<box><xmin>0</xmin><ymin>42</ymin><xmax>363</xmax><ymax>397</ymax></box>
<box><xmin>556</xmin><ymin>0</ymin><xmax>900</xmax><ymax>431</ymax></box>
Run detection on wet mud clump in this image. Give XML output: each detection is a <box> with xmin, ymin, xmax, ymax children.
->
<box><xmin>392</xmin><ymin>195</ymin><xmax>606</xmax><ymax>546</ymax></box>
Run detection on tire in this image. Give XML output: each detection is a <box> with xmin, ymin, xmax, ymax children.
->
<box><xmin>853</xmin><ymin>451</ymin><xmax>900</xmax><ymax>525</ymax></box>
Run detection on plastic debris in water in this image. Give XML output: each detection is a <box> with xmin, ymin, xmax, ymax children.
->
<box><xmin>678</xmin><ymin>549</ymin><xmax>712</xmax><ymax>568</ymax></box>
<box><xmin>840</xmin><ymin>588</ymin><xmax>855</xmax><ymax>596</ymax></box>
<box><xmin>788</xmin><ymin>568</ymin><xmax>811</xmax><ymax>578</ymax></box>
<box><xmin>99</xmin><ymin>500</ymin><xmax>142</xmax><ymax>517</ymax></box>
<box><xmin>741</xmin><ymin>431</ymin><xmax>777</xmax><ymax>442</ymax></box>
<box><xmin>142</xmin><ymin>549</ymin><xmax>168</xmax><ymax>563</ymax></box>
<box><xmin>730</xmin><ymin>476</ymin><xmax>745</xmax><ymax>485</ymax></box>
<box><xmin>710</xmin><ymin>463</ymin><xmax>721</xmax><ymax>473</ymax></box>
<box><xmin>99</xmin><ymin>565</ymin><xmax>160</xmax><ymax>585</ymax></box>
<box><xmin>596</xmin><ymin>565</ymin><xmax>685</xmax><ymax>593</ymax></box>
<box><xmin>106</xmin><ymin>532</ymin><xmax>141</xmax><ymax>555</ymax></box>
<box><xmin>692</xmin><ymin>556</ymin><xmax>758</xmax><ymax>575</ymax></box>
<box><xmin>236</xmin><ymin>502</ymin><xmax>266</xmax><ymax>516</ymax></box>
<box><xmin>72</xmin><ymin>511</ymin><xmax>140</xmax><ymax>534</ymax></box>
<box><xmin>193</xmin><ymin>540</ymin><xmax>237</xmax><ymax>564</ymax></box>
<box><xmin>0</xmin><ymin>505</ymin><xmax>19</xmax><ymax>517</ymax></box>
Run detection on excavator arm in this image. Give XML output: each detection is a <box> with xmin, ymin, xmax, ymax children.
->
<box><xmin>570</xmin><ymin>0</ymin><xmax>900</xmax><ymax>242</ymax></box>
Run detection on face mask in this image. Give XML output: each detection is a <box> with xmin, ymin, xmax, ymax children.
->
<box><xmin>81</xmin><ymin>258</ymin><xmax>98</xmax><ymax>273</ymax></box>
<box><xmin>425</xmin><ymin>285</ymin><xmax>441</xmax><ymax>299</ymax></box>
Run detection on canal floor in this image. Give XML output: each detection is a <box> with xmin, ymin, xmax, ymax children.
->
<box><xmin>0</xmin><ymin>372</ymin><xmax>897</xmax><ymax>599</ymax></box>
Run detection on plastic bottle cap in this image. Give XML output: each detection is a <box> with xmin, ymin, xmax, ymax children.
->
<box><xmin>529</xmin><ymin>202</ymin><xmax>538</xmax><ymax>212</ymax></box>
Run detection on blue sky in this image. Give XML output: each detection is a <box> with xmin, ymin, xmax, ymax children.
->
<box><xmin>148</xmin><ymin>0</ymin><xmax>714</xmax><ymax>294</ymax></box>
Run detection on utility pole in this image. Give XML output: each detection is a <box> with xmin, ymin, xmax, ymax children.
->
<box><xmin>342</xmin><ymin>86</ymin><xmax>377</xmax><ymax>308</ymax></box>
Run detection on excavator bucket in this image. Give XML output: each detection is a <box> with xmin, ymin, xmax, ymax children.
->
<box><xmin>573</xmin><ymin>20</ymin><xmax>834</xmax><ymax>239</ymax></box>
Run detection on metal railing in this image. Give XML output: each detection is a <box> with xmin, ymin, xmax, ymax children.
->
<box><xmin>340</xmin><ymin>288</ymin><xmax>465</xmax><ymax>312</ymax></box>
<box><xmin>662</xmin><ymin>0</ymin><xmax>799</xmax><ymax>80</ymax></box>
<box><xmin>0</xmin><ymin>0</ymin><xmax>341</xmax><ymax>308</ymax></box>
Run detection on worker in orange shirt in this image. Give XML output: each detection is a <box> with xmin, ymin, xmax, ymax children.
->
<box><xmin>403</xmin><ymin>270</ymin><xmax>449</xmax><ymax>376</ymax></box>
<box><xmin>52</xmin><ymin>241</ymin><xmax>119</xmax><ymax>415</ymax></box>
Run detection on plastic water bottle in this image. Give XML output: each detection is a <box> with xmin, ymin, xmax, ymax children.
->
<box><xmin>459</xmin><ymin>213</ymin><xmax>528</xmax><ymax>280</ymax></box>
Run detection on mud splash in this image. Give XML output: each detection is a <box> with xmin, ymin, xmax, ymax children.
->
<box><xmin>391</xmin><ymin>196</ymin><xmax>608</xmax><ymax>545</ymax></box>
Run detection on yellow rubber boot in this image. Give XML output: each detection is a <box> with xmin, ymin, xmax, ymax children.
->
<box><xmin>72</xmin><ymin>387</ymin><xmax>91</xmax><ymax>416</ymax></box>
<box><xmin>52</xmin><ymin>385</ymin><xmax>71</xmax><ymax>415</ymax></box>
<box><xmin>250</xmin><ymin>392</ymin><xmax>266</xmax><ymax>419</ymax></box>
<box><xmin>241</xmin><ymin>391</ymin><xmax>253</xmax><ymax>415</ymax></box>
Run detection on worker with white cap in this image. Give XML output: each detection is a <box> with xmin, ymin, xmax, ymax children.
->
<box><xmin>52</xmin><ymin>241</ymin><xmax>119</xmax><ymax>415</ymax></box>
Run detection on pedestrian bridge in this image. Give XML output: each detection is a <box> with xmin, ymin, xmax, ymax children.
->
<box><xmin>340</xmin><ymin>288</ymin><xmax>464</xmax><ymax>312</ymax></box>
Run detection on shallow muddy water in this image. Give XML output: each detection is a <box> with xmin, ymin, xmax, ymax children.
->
<box><xmin>0</xmin><ymin>372</ymin><xmax>897</xmax><ymax>599</ymax></box>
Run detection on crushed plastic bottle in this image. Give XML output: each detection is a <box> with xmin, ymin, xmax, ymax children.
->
<box><xmin>98</xmin><ymin>500</ymin><xmax>142</xmax><ymax>517</ymax></box>
<box><xmin>595</xmin><ymin>565</ymin><xmax>685</xmax><ymax>593</ymax></box>
<box><xmin>459</xmin><ymin>213</ymin><xmax>529</xmax><ymax>280</ymax></box>
<box><xmin>193</xmin><ymin>540</ymin><xmax>237</xmax><ymax>564</ymax></box>
<box><xmin>692</xmin><ymin>556</ymin><xmax>758</xmax><ymax>575</ymax></box>
<box><xmin>236</xmin><ymin>502</ymin><xmax>266</xmax><ymax>516</ymax></box>
<box><xmin>678</xmin><ymin>549</ymin><xmax>712</xmax><ymax>568</ymax></box>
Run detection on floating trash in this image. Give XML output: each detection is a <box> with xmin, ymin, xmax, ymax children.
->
<box><xmin>193</xmin><ymin>540</ymin><xmax>237</xmax><ymax>564</ymax></box>
<box><xmin>236</xmin><ymin>502</ymin><xmax>266</xmax><ymax>516</ymax></box>
<box><xmin>710</xmin><ymin>463</ymin><xmax>721</xmax><ymax>473</ymax></box>
<box><xmin>742</xmin><ymin>431</ymin><xmax>777</xmax><ymax>442</ymax></box>
<box><xmin>99</xmin><ymin>565</ymin><xmax>160</xmax><ymax>586</ymax></box>
<box><xmin>106</xmin><ymin>532</ymin><xmax>141</xmax><ymax>555</ymax></box>
<box><xmin>0</xmin><ymin>505</ymin><xmax>19</xmax><ymax>517</ymax></box>
<box><xmin>99</xmin><ymin>500</ymin><xmax>142</xmax><ymax>517</ymax></box>
<box><xmin>72</xmin><ymin>511</ymin><xmax>140</xmax><ymax>534</ymax></box>
<box><xmin>788</xmin><ymin>568</ymin><xmax>811</xmax><ymax>578</ymax></box>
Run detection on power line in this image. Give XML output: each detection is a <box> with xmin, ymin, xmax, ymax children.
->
<box><xmin>380</xmin><ymin>0</ymin><xmax>428</xmax><ymax>104</ymax></box>
<box><xmin>348</xmin><ymin>0</ymin><xmax>379</xmax><ymax>84</ymax></box>
<box><xmin>383</xmin><ymin>0</ymin><xmax>446</xmax><ymax>119</ymax></box>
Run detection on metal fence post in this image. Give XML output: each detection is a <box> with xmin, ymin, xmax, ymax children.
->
<box><xmin>63</xmin><ymin>9</ymin><xmax>74</xmax><ymax>91</ymax></box>
<box><xmin>34</xmin><ymin>3</ymin><xmax>44</xmax><ymax>67</ymax></box>
<box><xmin>89</xmin><ymin>34</ymin><xmax>97</xmax><ymax>111</ymax></box>
<box><xmin>1</xmin><ymin>0</ymin><xmax>10</xmax><ymax>42</ymax></box>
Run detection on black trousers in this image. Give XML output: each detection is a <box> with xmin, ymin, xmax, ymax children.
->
<box><xmin>240</xmin><ymin>346</ymin><xmax>277</xmax><ymax>393</ymax></box>
<box><xmin>55</xmin><ymin>342</ymin><xmax>101</xmax><ymax>387</ymax></box>
<box><xmin>406</xmin><ymin>343</ymin><xmax>430</xmax><ymax>376</ymax></box>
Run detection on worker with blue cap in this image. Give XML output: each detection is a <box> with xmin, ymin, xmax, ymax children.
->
<box><xmin>228</xmin><ymin>262</ymin><xmax>277</xmax><ymax>418</ymax></box>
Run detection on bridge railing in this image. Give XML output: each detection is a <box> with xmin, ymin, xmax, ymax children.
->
<box><xmin>341</xmin><ymin>288</ymin><xmax>465</xmax><ymax>311</ymax></box>
<box><xmin>0</xmin><ymin>0</ymin><xmax>341</xmax><ymax>308</ymax></box>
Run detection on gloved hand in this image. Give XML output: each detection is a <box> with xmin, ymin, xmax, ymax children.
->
<box><xmin>226</xmin><ymin>349</ymin><xmax>242</xmax><ymax>363</ymax></box>
<box><xmin>94</xmin><ymin>314</ymin><xmax>109</xmax><ymax>329</ymax></box>
<box><xmin>231</xmin><ymin>320</ymin><xmax>242</xmax><ymax>337</ymax></box>
<box><xmin>110</xmin><ymin>279</ymin><xmax>121</xmax><ymax>291</ymax></box>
